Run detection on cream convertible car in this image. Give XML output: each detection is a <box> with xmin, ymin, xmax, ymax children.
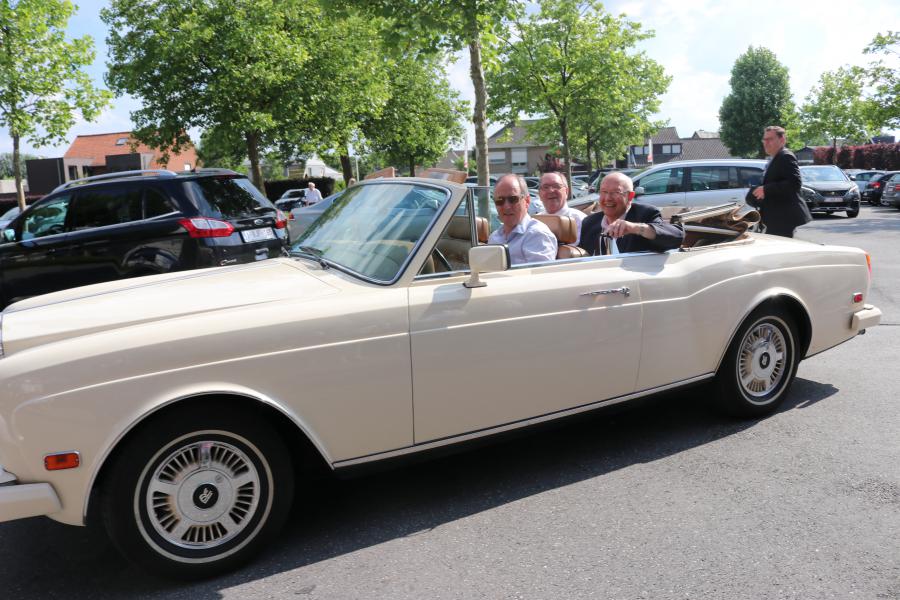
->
<box><xmin>0</xmin><ymin>179</ymin><xmax>882</xmax><ymax>578</ymax></box>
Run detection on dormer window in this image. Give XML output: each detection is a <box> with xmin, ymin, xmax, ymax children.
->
<box><xmin>115</xmin><ymin>137</ymin><xmax>128</xmax><ymax>146</ymax></box>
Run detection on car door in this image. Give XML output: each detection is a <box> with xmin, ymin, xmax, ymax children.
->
<box><xmin>408</xmin><ymin>204</ymin><xmax>644</xmax><ymax>444</ymax></box>
<box><xmin>633</xmin><ymin>166</ymin><xmax>687</xmax><ymax>215</ymax></box>
<box><xmin>0</xmin><ymin>194</ymin><xmax>75</xmax><ymax>305</ymax></box>
<box><xmin>685</xmin><ymin>165</ymin><xmax>747</xmax><ymax>208</ymax></box>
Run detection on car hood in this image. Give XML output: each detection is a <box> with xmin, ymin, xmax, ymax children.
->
<box><xmin>1</xmin><ymin>259</ymin><xmax>340</xmax><ymax>355</ymax></box>
<box><xmin>802</xmin><ymin>181</ymin><xmax>854</xmax><ymax>193</ymax></box>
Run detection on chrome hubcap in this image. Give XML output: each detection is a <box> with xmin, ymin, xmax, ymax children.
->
<box><xmin>737</xmin><ymin>322</ymin><xmax>787</xmax><ymax>402</ymax></box>
<box><xmin>145</xmin><ymin>440</ymin><xmax>260</xmax><ymax>549</ymax></box>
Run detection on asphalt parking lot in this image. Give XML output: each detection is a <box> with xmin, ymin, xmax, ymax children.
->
<box><xmin>1</xmin><ymin>205</ymin><xmax>898</xmax><ymax>599</ymax></box>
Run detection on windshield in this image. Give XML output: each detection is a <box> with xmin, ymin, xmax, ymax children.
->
<box><xmin>290</xmin><ymin>182</ymin><xmax>450</xmax><ymax>283</ymax></box>
<box><xmin>801</xmin><ymin>166</ymin><xmax>848</xmax><ymax>183</ymax></box>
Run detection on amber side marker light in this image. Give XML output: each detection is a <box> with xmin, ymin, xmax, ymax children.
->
<box><xmin>866</xmin><ymin>253</ymin><xmax>872</xmax><ymax>278</ymax></box>
<box><xmin>44</xmin><ymin>452</ymin><xmax>80</xmax><ymax>471</ymax></box>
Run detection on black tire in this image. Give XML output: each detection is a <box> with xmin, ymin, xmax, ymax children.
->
<box><xmin>846</xmin><ymin>207</ymin><xmax>859</xmax><ymax>218</ymax></box>
<box><xmin>713</xmin><ymin>306</ymin><xmax>800</xmax><ymax>418</ymax></box>
<box><xmin>101</xmin><ymin>405</ymin><xmax>294</xmax><ymax>579</ymax></box>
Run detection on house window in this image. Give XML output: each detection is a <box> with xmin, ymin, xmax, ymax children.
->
<box><xmin>633</xmin><ymin>146</ymin><xmax>644</xmax><ymax>156</ymax></box>
<box><xmin>184</xmin><ymin>163</ymin><xmax>192</xmax><ymax>171</ymax></box>
<box><xmin>115</xmin><ymin>137</ymin><xmax>128</xmax><ymax>146</ymax></box>
<box><xmin>671</xmin><ymin>144</ymin><xmax>681</xmax><ymax>154</ymax></box>
<box><xmin>488</xmin><ymin>151</ymin><xmax>506</xmax><ymax>164</ymax></box>
<box><xmin>663</xmin><ymin>145</ymin><xmax>672</xmax><ymax>154</ymax></box>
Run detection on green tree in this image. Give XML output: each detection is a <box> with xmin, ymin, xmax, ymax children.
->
<box><xmin>0</xmin><ymin>0</ymin><xmax>111</xmax><ymax>210</ymax></box>
<box><xmin>719</xmin><ymin>47</ymin><xmax>795</xmax><ymax>158</ymax></box>
<box><xmin>343</xmin><ymin>0</ymin><xmax>522</xmax><ymax>186</ymax></box>
<box><xmin>798</xmin><ymin>67</ymin><xmax>871</xmax><ymax>159</ymax></box>
<box><xmin>488</xmin><ymin>0</ymin><xmax>669</xmax><ymax>186</ymax></box>
<box><xmin>863</xmin><ymin>31</ymin><xmax>899</xmax><ymax>130</ymax></box>
<box><xmin>362</xmin><ymin>56</ymin><xmax>468</xmax><ymax>176</ymax></box>
<box><xmin>0</xmin><ymin>151</ymin><xmax>40</xmax><ymax>178</ymax></box>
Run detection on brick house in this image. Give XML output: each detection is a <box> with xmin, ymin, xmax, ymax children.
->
<box><xmin>26</xmin><ymin>132</ymin><xmax>199</xmax><ymax>195</ymax></box>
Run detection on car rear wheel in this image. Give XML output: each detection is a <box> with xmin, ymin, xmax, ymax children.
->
<box><xmin>714</xmin><ymin>306</ymin><xmax>799</xmax><ymax>418</ymax></box>
<box><xmin>101</xmin><ymin>406</ymin><xmax>294</xmax><ymax>579</ymax></box>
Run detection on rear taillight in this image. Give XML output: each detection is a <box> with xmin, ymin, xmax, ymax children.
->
<box><xmin>871</xmin><ymin>181</ymin><xmax>881</xmax><ymax>189</ymax></box>
<box><xmin>274</xmin><ymin>210</ymin><xmax>288</xmax><ymax>229</ymax></box>
<box><xmin>894</xmin><ymin>184</ymin><xmax>900</xmax><ymax>192</ymax></box>
<box><xmin>179</xmin><ymin>217</ymin><xmax>235</xmax><ymax>238</ymax></box>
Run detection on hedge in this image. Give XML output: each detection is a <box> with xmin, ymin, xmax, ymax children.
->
<box><xmin>813</xmin><ymin>143</ymin><xmax>900</xmax><ymax>170</ymax></box>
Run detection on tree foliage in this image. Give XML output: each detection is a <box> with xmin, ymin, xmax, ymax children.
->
<box><xmin>863</xmin><ymin>31</ymin><xmax>900</xmax><ymax>130</ymax></box>
<box><xmin>719</xmin><ymin>47</ymin><xmax>795</xmax><ymax>158</ymax></box>
<box><xmin>798</xmin><ymin>67</ymin><xmax>872</xmax><ymax>153</ymax></box>
<box><xmin>0</xmin><ymin>151</ymin><xmax>39</xmax><ymax>178</ymax></box>
<box><xmin>341</xmin><ymin>0</ymin><xmax>523</xmax><ymax>186</ymax></box>
<box><xmin>488</xmin><ymin>0</ymin><xmax>669</xmax><ymax>185</ymax></box>
<box><xmin>0</xmin><ymin>0</ymin><xmax>111</xmax><ymax>209</ymax></box>
<box><xmin>362</xmin><ymin>56</ymin><xmax>468</xmax><ymax>175</ymax></box>
<box><xmin>103</xmin><ymin>0</ymin><xmax>388</xmax><ymax>194</ymax></box>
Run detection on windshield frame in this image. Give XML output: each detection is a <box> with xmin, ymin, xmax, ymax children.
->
<box><xmin>289</xmin><ymin>179</ymin><xmax>455</xmax><ymax>286</ymax></box>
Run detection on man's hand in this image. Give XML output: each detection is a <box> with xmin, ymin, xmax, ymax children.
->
<box><xmin>752</xmin><ymin>186</ymin><xmax>766</xmax><ymax>200</ymax></box>
<box><xmin>606</xmin><ymin>219</ymin><xmax>655</xmax><ymax>239</ymax></box>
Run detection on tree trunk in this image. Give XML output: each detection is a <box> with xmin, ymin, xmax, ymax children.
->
<box><xmin>13</xmin><ymin>133</ymin><xmax>26</xmax><ymax>212</ymax></box>
<box><xmin>245</xmin><ymin>131</ymin><xmax>266</xmax><ymax>196</ymax></box>
<box><xmin>340</xmin><ymin>150</ymin><xmax>354</xmax><ymax>184</ymax></box>
<box><xmin>468</xmin><ymin>31</ymin><xmax>489</xmax><ymax>189</ymax></box>
<box><xmin>832</xmin><ymin>138</ymin><xmax>837</xmax><ymax>164</ymax></box>
<box><xmin>584</xmin><ymin>133</ymin><xmax>593</xmax><ymax>175</ymax></box>
<box><xmin>409</xmin><ymin>155</ymin><xmax>417</xmax><ymax>177</ymax></box>
<box><xmin>560</xmin><ymin>118</ymin><xmax>572</xmax><ymax>198</ymax></box>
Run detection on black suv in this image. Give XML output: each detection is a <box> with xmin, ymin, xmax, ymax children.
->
<box><xmin>0</xmin><ymin>169</ymin><xmax>288</xmax><ymax>308</ymax></box>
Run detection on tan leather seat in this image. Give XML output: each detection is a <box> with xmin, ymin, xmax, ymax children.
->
<box><xmin>435</xmin><ymin>215</ymin><xmax>490</xmax><ymax>268</ymax></box>
<box><xmin>532</xmin><ymin>214</ymin><xmax>588</xmax><ymax>259</ymax></box>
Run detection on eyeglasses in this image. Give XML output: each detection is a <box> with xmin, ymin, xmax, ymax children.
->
<box><xmin>539</xmin><ymin>183</ymin><xmax>565</xmax><ymax>191</ymax></box>
<box><xmin>493</xmin><ymin>195</ymin><xmax>522</xmax><ymax>206</ymax></box>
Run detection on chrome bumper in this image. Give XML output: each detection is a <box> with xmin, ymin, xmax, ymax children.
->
<box><xmin>0</xmin><ymin>465</ymin><xmax>61</xmax><ymax>522</ymax></box>
<box><xmin>852</xmin><ymin>304</ymin><xmax>882</xmax><ymax>332</ymax></box>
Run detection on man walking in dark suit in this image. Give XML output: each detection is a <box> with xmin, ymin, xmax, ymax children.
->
<box><xmin>578</xmin><ymin>172</ymin><xmax>684</xmax><ymax>256</ymax></box>
<box><xmin>751</xmin><ymin>126</ymin><xmax>812</xmax><ymax>237</ymax></box>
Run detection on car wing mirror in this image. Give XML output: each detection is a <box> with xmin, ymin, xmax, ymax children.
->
<box><xmin>1</xmin><ymin>228</ymin><xmax>16</xmax><ymax>243</ymax></box>
<box><xmin>464</xmin><ymin>244</ymin><xmax>509</xmax><ymax>288</ymax></box>
<box><xmin>634</xmin><ymin>186</ymin><xmax>645</xmax><ymax>197</ymax></box>
<box><xmin>848</xmin><ymin>174</ymin><xmax>857</xmax><ymax>180</ymax></box>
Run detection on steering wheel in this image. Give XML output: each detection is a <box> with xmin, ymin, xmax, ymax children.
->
<box><xmin>432</xmin><ymin>248</ymin><xmax>453</xmax><ymax>272</ymax></box>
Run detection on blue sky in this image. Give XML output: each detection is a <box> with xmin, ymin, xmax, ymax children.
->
<box><xmin>4</xmin><ymin>0</ymin><xmax>899</xmax><ymax>157</ymax></box>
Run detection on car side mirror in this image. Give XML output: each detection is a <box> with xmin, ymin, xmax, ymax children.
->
<box><xmin>1</xmin><ymin>228</ymin><xmax>15</xmax><ymax>243</ymax></box>
<box><xmin>464</xmin><ymin>244</ymin><xmax>509</xmax><ymax>288</ymax></box>
<box><xmin>634</xmin><ymin>186</ymin><xmax>645</xmax><ymax>197</ymax></box>
<box><xmin>848</xmin><ymin>174</ymin><xmax>857</xmax><ymax>181</ymax></box>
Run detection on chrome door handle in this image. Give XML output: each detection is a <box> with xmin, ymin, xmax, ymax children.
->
<box><xmin>580</xmin><ymin>286</ymin><xmax>631</xmax><ymax>298</ymax></box>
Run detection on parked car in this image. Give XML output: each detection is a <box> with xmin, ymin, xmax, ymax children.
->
<box><xmin>862</xmin><ymin>171</ymin><xmax>900</xmax><ymax>205</ymax></box>
<box><xmin>0</xmin><ymin>206</ymin><xmax>19</xmax><ymax>230</ymax></box>
<box><xmin>274</xmin><ymin>188</ymin><xmax>308</xmax><ymax>212</ymax></box>
<box><xmin>288</xmin><ymin>190</ymin><xmax>343</xmax><ymax>239</ymax></box>
<box><xmin>0</xmin><ymin>177</ymin><xmax>881</xmax><ymax>579</ymax></box>
<box><xmin>878</xmin><ymin>172</ymin><xmax>900</xmax><ymax>208</ymax></box>
<box><xmin>0</xmin><ymin>169</ymin><xmax>288</xmax><ymax>309</ymax></box>
<box><xmin>799</xmin><ymin>165</ymin><xmax>861</xmax><ymax>218</ymax></box>
<box><xmin>844</xmin><ymin>169</ymin><xmax>884</xmax><ymax>194</ymax></box>
<box><xmin>631</xmin><ymin>159</ymin><xmax>767</xmax><ymax>216</ymax></box>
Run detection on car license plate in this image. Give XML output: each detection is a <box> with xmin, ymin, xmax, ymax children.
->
<box><xmin>824</xmin><ymin>198</ymin><xmax>843</xmax><ymax>203</ymax></box>
<box><xmin>241</xmin><ymin>227</ymin><xmax>276</xmax><ymax>242</ymax></box>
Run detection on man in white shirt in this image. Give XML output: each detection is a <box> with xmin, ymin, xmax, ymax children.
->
<box><xmin>537</xmin><ymin>171</ymin><xmax>585</xmax><ymax>244</ymax></box>
<box><xmin>488</xmin><ymin>174</ymin><xmax>557</xmax><ymax>265</ymax></box>
<box><xmin>306</xmin><ymin>182</ymin><xmax>323</xmax><ymax>204</ymax></box>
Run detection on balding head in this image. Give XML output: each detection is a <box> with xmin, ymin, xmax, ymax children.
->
<box><xmin>598</xmin><ymin>171</ymin><xmax>635</xmax><ymax>221</ymax></box>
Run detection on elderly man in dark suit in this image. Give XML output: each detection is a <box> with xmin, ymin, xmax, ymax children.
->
<box><xmin>751</xmin><ymin>126</ymin><xmax>812</xmax><ymax>237</ymax></box>
<box><xmin>579</xmin><ymin>172</ymin><xmax>684</xmax><ymax>256</ymax></box>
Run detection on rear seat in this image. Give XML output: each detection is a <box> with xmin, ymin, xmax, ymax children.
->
<box><xmin>532</xmin><ymin>214</ymin><xmax>588</xmax><ymax>259</ymax></box>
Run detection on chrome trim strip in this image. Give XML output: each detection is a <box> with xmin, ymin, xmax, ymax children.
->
<box><xmin>332</xmin><ymin>373</ymin><xmax>715</xmax><ymax>468</ymax></box>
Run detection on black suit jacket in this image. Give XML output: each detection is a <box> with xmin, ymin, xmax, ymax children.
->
<box><xmin>759</xmin><ymin>147</ymin><xmax>812</xmax><ymax>236</ymax></box>
<box><xmin>578</xmin><ymin>202</ymin><xmax>684</xmax><ymax>256</ymax></box>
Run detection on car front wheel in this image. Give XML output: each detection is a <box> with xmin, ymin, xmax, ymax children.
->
<box><xmin>101</xmin><ymin>406</ymin><xmax>294</xmax><ymax>579</ymax></box>
<box><xmin>714</xmin><ymin>307</ymin><xmax>800</xmax><ymax>418</ymax></box>
<box><xmin>846</xmin><ymin>207</ymin><xmax>859</xmax><ymax>218</ymax></box>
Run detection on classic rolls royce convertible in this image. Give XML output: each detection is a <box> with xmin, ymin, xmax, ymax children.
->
<box><xmin>0</xmin><ymin>178</ymin><xmax>882</xmax><ymax>578</ymax></box>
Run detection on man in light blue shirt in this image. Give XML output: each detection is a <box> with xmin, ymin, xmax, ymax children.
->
<box><xmin>488</xmin><ymin>174</ymin><xmax>557</xmax><ymax>265</ymax></box>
